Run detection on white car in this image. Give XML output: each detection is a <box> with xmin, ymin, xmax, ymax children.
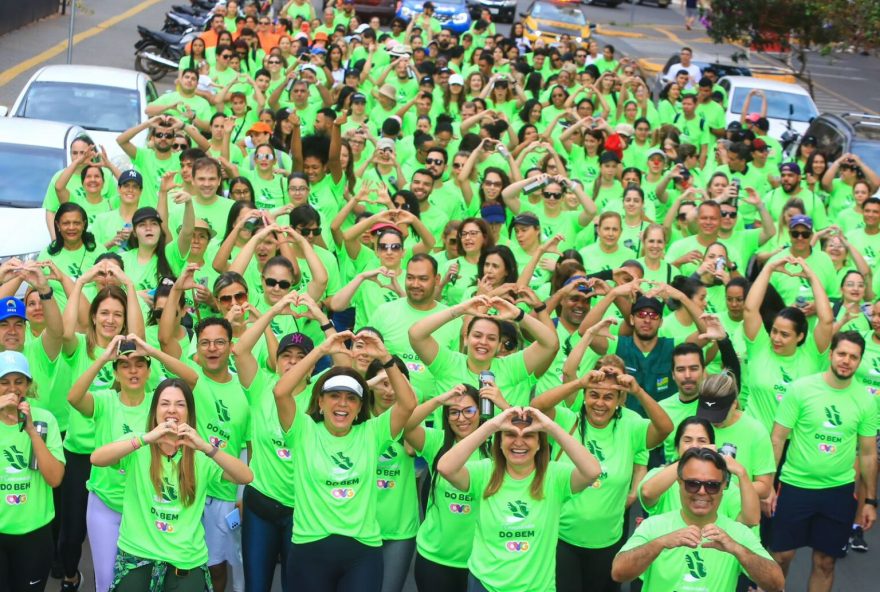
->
<box><xmin>0</xmin><ymin>118</ymin><xmax>85</xmax><ymax>263</ymax></box>
<box><xmin>1</xmin><ymin>65</ymin><xmax>157</xmax><ymax>166</ymax></box>
<box><xmin>717</xmin><ymin>76</ymin><xmax>819</xmax><ymax>140</ymax></box>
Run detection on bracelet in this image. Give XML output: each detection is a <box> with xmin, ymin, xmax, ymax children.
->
<box><xmin>205</xmin><ymin>445</ymin><xmax>219</xmax><ymax>458</ymax></box>
<box><xmin>514</xmin><ymin>308</ymin><xmax>526</xmax><ymax>322</ymax></box>
<box><xmin>320</xmin><ymin>322</ymin><xmax>334</xmax><ymax>332</ymax></box>
<box><xmin>382</xmin><ymin>357</ymin><xmax>396</xmax><ymax>369</ymax></box>
<box><xmin>130</xmin><ymin>436</ymin><xmax>142</xmax><ymax>451</ymax></box>
<box><xmin>532</xmin><ymin>303</ymin><xmax>547</xmax><ymax>314</ymax></box>
<box><xmin>38</xmin><ymin>288</ymin><xmax>54</xmax><ymax>300</ymax></box>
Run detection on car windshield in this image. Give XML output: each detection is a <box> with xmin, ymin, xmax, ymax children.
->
<box><xmin>0</xmin><ymin>143</ymin><xmax>65</xmax><ymax>207</ymax></box>
<box><xmin>17</xmin><ymin>81</ymin><xmax>140</xmax><ymax>132</ymax></box>
<box><xmin>531</xmin><ymin>2</ymin><xmax>586</xmax><ymax>25</ymax></box>
<box><xmin>729</xmin><ymin>87</ymin><xmax>817</xmax><ymax>123</ymax></box>
<box><xmin>852</xmin><ymin>139</ymin><xmax>880</xmax><ymax>175</ymax></box>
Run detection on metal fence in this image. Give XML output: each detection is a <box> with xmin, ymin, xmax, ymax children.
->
<box><xmin>0</xmin><ymin>0</ymin><xmax>60</xmax><ymax>36</ymax></box>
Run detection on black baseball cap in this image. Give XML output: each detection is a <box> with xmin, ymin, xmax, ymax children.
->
<box><xmin>278</xmin><ymin>332</ymin><xmax>315</xmax><ymax>356</ymax></box>
<box><xmin>696</xmin><ymin>391</ymin><xmax>737</xmax><ymax>424</ymax></box>
<box><xmin>632</xmin><ymin>296</ymin><xmax>664</xmax><ymax>315</ymax></box>
<box><xmin>132</xmin><ymin>207</ymin><xmax>162</xmax><ymax>227</ymax></box>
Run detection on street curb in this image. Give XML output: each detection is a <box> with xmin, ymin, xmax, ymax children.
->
<box><xmin>637</xmin><ymin>58</ymin><xmax>662</xmax><ymax>73</ymax></box>
<box><xmin>595</xmin><ymin>27</ymin><xmax>646</xmax><ymax>39</ymax></box>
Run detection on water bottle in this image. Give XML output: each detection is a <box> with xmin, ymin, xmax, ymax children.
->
<box><xmin>479</xmin><ymin>371</ymin><xmax>495</xmax><ymax>420</ymax></box>
<box><xmin>795</xmin><ymin>296</ymin><xmax>807</xmax><ymax>309</ymax></box>
<box><xmin>28</xmin><ymin>421</ymin><xmax>48</xmax><ymax>470</ymax></box>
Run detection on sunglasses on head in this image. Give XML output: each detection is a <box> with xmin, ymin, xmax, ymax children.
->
<box><xmin>264</xmin><ymin>278</ymin><xmax>292</xmax><ymax>289</ymax></box>
<box><xmin>377</xmin><ymin>243</ymin><xmax>403</xmax><ymax>252</ymax></box>
<box><xmin>790</xmin><ymin>230</ymin><xmax>812</xmax><ymax>239</ymax></box>
<box><xmin>154</xmin><ymin>132</ymin><xmax>174</xmax><ymax>140</ymax></box>
<box><xmin>297</xmin><ymin>227</ymin><xmax>321</xmax><ymax>236</ymax></box>
<box><xmin>218</xmin><ymin>291</ymin><xmax>248</xmax><ymax>304</ymax></box>
<box><xmin>543</xmin><ymin>191</ymin><xmax>563</xmax><ymax>200</ymax></box>
<box><xmin>682</xmin><ymin>478</ymin><xmax>723</xmax><ymax>495</ymax></box>
<box><xmin>720</xmin><ymin>210</ymin><xmax>737</xmax><ymax>218</ymax></box>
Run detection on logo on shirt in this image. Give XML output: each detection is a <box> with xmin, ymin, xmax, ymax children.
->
<box><xmin>376</xmin><ymin>479</ymin><xmax>396</xmax><ymax>489</ymax></box>
<box><xmin>5</xmin><ymin>494</ymin><xmax>27</xmax><ymax>505</ymax></box>
<box><xmin>586</xmin><ymin>440</ymin><xmax>606</xmax><ymax>463</ymax></box>
<box><xmin>68</xmin><ymin>263</ymin><xmax>83</xmax><ymax>279</ymax></box>
<box><xmin>779</xmin><ymin>368</ymin><xmax>792</xmax><ymax>384</ymax></box>
<box><xmin>379</xmin><ymin>446</ymin><xmax>398</xmax><ymax>462</ymax></box>
<box><xmin>683</xmin><ymin>551</ymin><xmax>707</xmax><ymax>582</ymax></box>
<box><xmin>505</xmin><ymin>541</ymin><xmax>530</xmax><ymax>553</ymax></box>
<box><xmin>507</xmin><ymin>500</ymin><xmax>529</xmax><ymax>519</ymax></box>
<box><xmin>331</xmin><ymin>488</ymin><xmax>356</xmax><ymax>499</ymax></box>
<box><xmin>449</xmin><ymin>503</ymin><xmax>471</xmax><ymax>514</ymax></box>
<box><xmin>121</xmin><ymin>423</ymin><xmax>133</xmax><ymax>435</ymax></box>
<box><xmin>215</xmin><ymin>399</ymin><xmax>231</xmax><ymax>422</ymax></box>
<box><xmin>276</xmin><ymin>448</ymin><xmax>291</xmax><ymax>460</ymax></box>
<box><xmin>2</xmin><ymin>446</ymin><xmax>27</xmax><ymax>473</ymax></box>
<box><xmin>160</xmin><ymin>477</ymin><xmax>178</xmax><ymax>503</ymax></box>
<box><xmin>823</xmin><ymin>405</ymin><xmax>842</xmax><ymax>428</ymax></box>
<box><xmin>818</xmin><ymin>443</ymin><xmax>836</xmax><ymax>454</ymax></box>
<box><xmin>155</xmin><ymin>520</ymin><xmax>175</xmax><ymax>533</ymax></box>
<box><xmin>870</xmin><ymin>357</ymin><xmax>880</xmax><ymax>376</ymax></box>
<box><xmin>331</xmin><ymin>452</ymin><xmax>353</xmax><ymax>471</ymax></box>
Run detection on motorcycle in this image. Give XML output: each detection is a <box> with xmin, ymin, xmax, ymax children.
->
<box><xmin>163</xmin><ymin>9</ymin><xmax>210</xmax><ymax>34</ymax></box>
<box><xmin>134</xmin><ymin>25</ymin><xmax>198</xmax><ymax>81</ymax></box>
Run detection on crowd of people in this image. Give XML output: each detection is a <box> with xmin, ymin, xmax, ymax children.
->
<box><xmin>1</xmin><ymin>0</ymin><xmax>879</xmax><ymax>591</ymax></box>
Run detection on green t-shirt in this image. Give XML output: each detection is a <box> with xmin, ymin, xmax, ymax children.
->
<box><xmin>190</xmin><ymin>364</ymin><xmax>251</xmax><ymax>501</ymax></box>
<box><xmin>375</xmin><ymin>435</ymin><xmax>419</xmax><ymax>540</ymax></box>
<box><xmin>714</xmin><ymin>413</ymin><xmax>776</xmax><ymax>483</ymax></box>
<box><xmin>854</xmin><ymin>331</ymin><xmax>880</xmax><ymax>416</ymax></box>
<box><xmin>132</xmin><ymin>147</ymin><xmax>181</xmax><ymax>206</ymax></box>
<box><xmin>116</xmin><ymin>446</ymin><xmax>222</xmax><ymax>568</ymax></box>
<box><xmin>21</xmin><ymin>334</ymin><xmax>68</xmax><ymax>432</ymax></box>
<box><xmin>87</xmin><ymin>390</ymin><xmax>152</xmax><ymax>512</ymax></box>
<box><xmin>0</xmin><ymin>407</ymin><xmax>64</xmax><ymax>534</ymax></box>
<box><xmin>847</xmin><ymin>228</ymin><xmax>880</xmax><ymax>268</ymax></box>
<box><xmin>659</xmin><ymin>395</ymin><xmax>699</xmax><ymax>462</ymax></box>
<box><xmin>466</xmin><ymin>458</ymin><xmax>572</xmax><ymax>592</ymax></box>
<box><xmin>288</xmin><ymin>411</ymin><xmax>395</xmax><ymax>545</ymax></box>
<box><xmin>577</xmin><ymin>243</ymin><xmax>632</xmax><ymax>274</ymax></box>
<box><xmin>742</xmin><ymin>328</ymin><xmax>827</xmax><ymax>433</ymax></box>
<box><xmin>38</xmin><ymin>245</ymin><xmax>101</xmax><ymax>312</ymax></box>
<box><xmin>672</xmin><ymin>113</ymin><xmax>711</xmax><ymax>148</ymax></box>
<box><xmin>415</xmin><ymin>428</ymin><xmax>482</xmax><ymax>568</ymax></box>
<box><xmin>428</xmin><ymin>347</ymin><xmax>532</xmax><ymax>408</ymax></box>
<box><xmin>166</xmin><ymin>196</ymin><xmax>234</xmax><ymax>245</ymax></box>
<box><xmin>554</xmin><ymin>407</ymin><xmax>649</xmax><ymax>548</ymax></box>
<box><xmin>767</xmin><ymin>247</ymin><xmax>840</xmax><ymax>304</ymax></box>
<box><xmin>696</xmin><ymin>100</ymin><xmax>726</xmax><ymax>133</ymax></box>
<box><xmin>775</xmin><ymin>373</ymin><xmax>877</xmax><ymax>489</ymax></box>
<box><xmin>665</xmin><ymin>234</ymin><xmax>714</xmax><ymax>277</ymax></box>
<box><xmin>42</xmin><ymin>167</ymin><xmax>118</xmax><ymax>214</ymax></box>
<box><xmin>535</xmin><ymin>321</ymin><xmax>601</xmax><ymax>398</ymax></box>
<box><xmin>149</xmin><ymin>91</ymin><xmax>214</xmax><ymax>123</ymax></box>
<box><xmin>244</xmin><ymin>169</ymin><xmax>288</xmax><ymax>210</ymax></box>
<box><xmin>619</xmin><ymin>511</ymin><xmax>772</xmax><ymax>591</ymax></box>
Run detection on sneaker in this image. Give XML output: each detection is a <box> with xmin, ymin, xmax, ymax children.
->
<box><xmin>60</xmin><ymin>571</ymin><xmax>81</xmax><ymax>592</ymax></box>
<box><xmin>850</xmin><ymin>526</ymin><xmax>868</xmax><ymax>553</ymax></box>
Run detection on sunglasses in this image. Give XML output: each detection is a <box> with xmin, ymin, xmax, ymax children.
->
<box><xmin>264</xmin><ymin>278</ymin><xmax>292</xmax><ymax>289</ymax></box>
<box><xmin>682</xmin><ymin>478</ymin><xmax>723</xmax><ymax>495</ymax></box>
<box><xmin>377</xmin><ymin>243</ymin><xmax>403</xmax><ymax>252</ymax></box>
<box><xmin>426</xmin><ymin>158</ymin><xmax>445</xmax><ymax>166</ymax></box>
<box><xmin>255</xmin><ymin>153</ymin><xmax>275</xmax><ymax>161</ymax></box>
<box><xmin>448</xmin><ymin>406</ymin><xmax>478</xmax><ymax>420</ymax></box>
<box><xmin>154</xmin><ymin>132</ymin><xmax>174</xmax><ymax>140</ymax></box>
<box><xmin>297</xmin><ymin>227</ymin><xmax>322</xmax><ymax>236</ymax></box>
<box><xmin>217</xmin><ymin>291</ymin><xmax>248</xmax><ymax>304</ymax></box>
<box><xmin>220</xmin><ymin>54</ymin><xmax>233</xmax><ymax>59</ymax></box>
<box><xmin>172</xmin><ymin>143</ymin><xmax>188</xmax><ymax>150</ymax></box>
<box><xmin>790</xmin><ymin>230</ymin><xmax>812</xmax><ymax>239</ymax></box>
<box><xmin>720</xmin><ymin>210</ymin><xmax>737</xmax><ymax>218</ymax></box>
<box><xmin>543</xmin><ymin>191</ymin><xmax>563</xmax><ymax>200</ymax></box>
<box><xmin>452</xmin><ymin>162</ymin><xmax>463</xmax><ymax>169</ymax></box>
<box><xmin>267</xmin><ymin>59</ymin><xmax>282</xmax><ymax>65</ymax></box>
<box><xmin>676</xmin><ymin>213</ymin><xmax>689</xmax><ymax>221</ymax></box>
<box><xmin>635</xmin><ymin>310</ymin><xmax>660</xmax><ymax>320</ymax></box>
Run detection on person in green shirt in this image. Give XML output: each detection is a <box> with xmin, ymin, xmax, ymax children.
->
<box><xmin>144</xmin><ymin>69</ymin><xmax>213</xmax><ymax>132</ymax></box>
<box><xmin>91</xmin><ymin>378</ymin><xmax>252</xmax><ymax>592</ymax></box>
<box><xmin>530</xmin><ymin>367</ymin><xmax>672</xmax><ymax>592</ymax></box>
<box><xmin>117</xmin><ymin>116</ymin><xmax>192</xmax><ymax>202</ymax></box>
<box><xmin>437</xmin><ymin>405</ymin><xmax>602</xmax><ymax>592</ymax></box>
<box><xmin>770</xmin><ymin>332</ymin><xmax>878</xmax><ymax>589</ymax></box>
<box><xmin>612</xmin><ymin>447</ymin><xmax>784</xmax><ymax>592</ymax></box>
<box><xmin>66</xmin><ymin>334</ymin><xmax>198</xmax><ymax>592</ymax></box>
<box><xmin>39</xmin><ymin>202</ymin><xmax>102</xmax><ymax>312</ymax></box>
<box><xmin>53</xmin><ymin>148</ymin><xmax>120</xmax><ymax>226</ymax></box>
<box><xmin>0</xmin><ymin>351</ymin><xmax>65</xmax><ymax>592</ymax></box>
<box><xmin>271</xmin><ymin>330</ymin><xmax>416</xmax><ymax>591</ymax></box>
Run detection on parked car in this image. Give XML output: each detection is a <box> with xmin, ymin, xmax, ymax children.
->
<box><xmin>793</xmin><ymin>112</ymin><xmax>880</xmax><ymax>178</ymax></box>
<box><xmin>0</xmin><ymin>65</ymin><xmax>156</xmax><ymax>167</ymax></box>
<box><xmin>0</xmin><ymin>119</ymin><xmax>84</xmax><ymax>265</ymax></box>
<box><xmin>717</xmin><ymin>76</ymin><xmax>819</xmax><ymax>140</ymax></box>
<box><xmin>522</xmin><ymin>0</ymin><xmax>595</xmax><ymax>46</ymax></box>
<box><xmin>350</xmin><ymin>0</ymin><xmax>398</xmax><ymax>24</ymax></box>
<box><xmin>467</xmin><ymin>0</ymin><xmax>518</xmax><ymax>23</ymax></box>
<box><xmin>397</xmin><ymin>0</ymin><xmax>473</xmax><ymax>34</ymax></box>
<box><xmin>627</xmin><ymin>0</ymin><xmax>669</xmax><ymax>7</ymax></box>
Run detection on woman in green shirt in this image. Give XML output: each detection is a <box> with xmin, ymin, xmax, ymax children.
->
<box><xmin>91</xmin><ymin>378</ymin><xmax>252</xmax><ymax>592</ymax></box>
<box><xmin>39</xmin><ymin>203</ymin><xmax>100</xmax><ymax>311</ymax></box>
<box><xmin>54</xmin><ymin>153</ymin><xmax>119</xmax><ymax>226</ymax></box>
<box><xmin>272</xmin><ymin>331</ymin><xmax>416</xmax><ymax>592</ymax></box>
<box><xmin>437</xmin><ymin>406</ymin><xmax>602</xmax><ymax>592</ymax></box>
<box><xmin>530</xmin><ymin>364</ymin><xmax>672</xmax><ymax>592</ymax></box>
<box><xmin>439</xmin><ymin>218</ymin><xmax>494</xmax><ymax>306</ymax></box>
<box><xmin>0</xmin><ymin>351</ymin><xmax>65</xmax><ymax>592</ymax></box>
<box><xmin>122</xmin><ymin>207</ymin><xmax>180</xmax><ymax>298</ymax></box>
<box><xmin>832</xmin><ymin>270</ymin><xmax>872</xmax><ymax>334</ymax></box>
<box><xmin>637</xmin><ymin>223</ymin><xmax>674</xmax><ymax>284</ymax></box>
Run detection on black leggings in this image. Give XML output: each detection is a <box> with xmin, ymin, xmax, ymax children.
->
<box><xmin>286</xmin><ymin>535</ymin><xmax>383</xmax><ymax>592</ymax></box>
<box><xmin>0</xmin><ymin>523</ymin><xmax>53</xmax><ymax>591</ymax></box>
<box><xmin>556</xmin><ymin>538</ymin><xmax>624</xmax><ymax>592</ymax></box>
<box><xmin>414</xmin><ymin>552</ymin><xmax>468</xmax><ymax>592</ymax></box>
<box><xmin>58</xmin><ymin>450</ymin><xmax>91</xmax><ymax>578</ymax></box>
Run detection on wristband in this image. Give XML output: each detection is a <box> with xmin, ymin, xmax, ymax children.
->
<box><xmin>532</xmin><ymin>303</ymin><xmax>547</xmax><ymax>314</ymax></box>
<box><xmin>39</xmin><ymin>288</ymin><xmax>54</xmax><ymax>300</ymax></box>
<box><xmin>382</xmin><ymin>357</ymin><xmax>396</xmax><ymax>369</ymax></box>
<box><xmin>320</xmin><ymin>322</ymin><xmax>334</xmax><ymax>332</ymax></box>
<box><xmin>866</xmin><ymin>498</ymin><xmax>878</xmax><ymax>508</ymax></box>
<box><xmin>130</xmin><ymin>436</ymin><xmax>142</xmax><ymax>451</ymax></box>
<box><xmin>514</xmin><ymin>308</ymin><xmax>526</xmax><ymax>322</ymax></box>
<box><xmin>206</xmin><ymin>445</ymin><xmax>219</xmax><ymax>458</ymax></box>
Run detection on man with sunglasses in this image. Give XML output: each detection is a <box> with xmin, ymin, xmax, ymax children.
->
<box><xmin>767</xmin><ymin>214</ymin><xmax>840</xmax><ymax>306</ymax></box>
<box><xmin>145</xmin><ymin>70</ymin><xmax>213</xmax><ymax>133</ymax></box>
<box><xmin>715</xmin><ymin>188</ymin><xmax>775</xmax><ymax>273</ymax></box>
<box><xmin>117</xmin><ymin>116</ymin><xmax>191</xmax><ymax>204</ymax></box>
<box><xmin>613</xmin><ymin>447</ymin><xmax>784</xmax><ymax>592</ymax></box>
<box><xmin>409</xmin><ymin>169</ymin><xmax>456</xmax><ymax>241</ymax></box>
<box><xmin>713</xmin><ymin>142</ymin><xmax>774</xmax><ymax>226</ymax></box>
<box><xmin>770</xmin><ymin>331</ymin><xmax>877</xmax><ymax>591</ymax></box>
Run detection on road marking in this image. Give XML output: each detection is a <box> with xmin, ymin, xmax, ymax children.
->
<box><xmin>0</xmin><ymin>0</ymin><xmax>164</xmax><ymax>88</ymax></box>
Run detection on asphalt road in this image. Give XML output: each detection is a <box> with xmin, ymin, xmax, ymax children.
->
<box><xmin>0</xmin><ymin>1</ymin><xmax>878</xmax><ymax>590</ymax></box>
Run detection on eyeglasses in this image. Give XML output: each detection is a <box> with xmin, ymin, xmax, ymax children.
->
<box><xmin>231</xmin><ymin>189</ymin><xmax>252</xmax><ymax>197</ymax></box>
<box><xmin>264</xmin><ymin>278</ymin><xmax>292</xmax><ymax>289</ymax></box>
<box><xmin>448</xmin><ymin>406</ymin><xmax>478</xmax><ymax>420</ymax></box>
<box><xmin>255</xmin><ymin>153</ymin><xmax>275</xmax><ymax>161</ymax></box>
<box><xmin>543</xmin><ymin>191</ymin><xmax>563</xmax><ymax>200</ymax></box>
<box><xmin>217</xmin><ymin>291</ymin><xmax>248</xmax><ymax>304</ymax></box>
<box><xmin>172</xmin><ymin>143</ymin><xmax>188</xmax><ymax>150</ymax></box>
<box><xmin>682</xmin><ymin>478</ymin><xmax>723</xmax><ymax>495</ymax></box>
<box><xmin>154</xmin><ymin>132</ymin><xmax>174</xmax><ymax>140</ymax></box>
<box><xmin>198</xmin><ymin>338</ymin><xmax>230</xmax><ymax>349</ymax></box>
<box><xmin>377</xmin><ymin>243</ymin><xmax>403</xmax><ymax>252</ymax></box>
<box><xmin>789</xmin><ymin>230</ymin><xmax>812</xmax><ymax>239</ymax></box>
<box><xmin>297</xmin><ymin>226</ymin><xmax>322</xmax><ymax>236</ymax></box>
<box><xmin>426</xmin><ymin>158</ymin><xmax>445</xmax><ymax>166</ymax></box>
<box><xmin>460</xmin><ymin>230</ymin><xmax>481</xmax><ymax>238</ymax></box>
<box><xmin>483</xmin><ymin>180</ymin><xmax>502</xmax><ymax>187</ymax></box>
<box><xmin>267</xmin><ymin>59</ymin><xmax>282</xmax><ymax>65</ymax></box>
<box><xmin>289</xmin><ymin>185</ymin><xmax>309</xmax><ymax>193</ymax></box>
<box><xmin>720</xmin><ymin>210</ymin><xmax>737</xmax><ymax>218</ymax></box>
<box><xmin>635</xmin><ymin>310</ymin><xmax>660</xmax><ymax>320</ymax></box>
<box><xmin>844</xmin><ymin>281</ymin><xmax>866</xmax><ymax>289</ymax></box>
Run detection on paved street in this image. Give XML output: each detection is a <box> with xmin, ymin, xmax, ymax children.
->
<box><xmin>0</xmin><ymin>1</ymin><xmax>878</xmax><ymax>590</ymax></box>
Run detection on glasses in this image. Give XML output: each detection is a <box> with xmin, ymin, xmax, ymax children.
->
<box><xmin>264</xmin><ymin>278</ymin><xmax>292</xmax><ymax>289</ymax></box>
<box><xmin>720</xmin><ymin>210</ymin><xmax>737</xmax><ymax>218</ymax></box>
<box><xmin>231</xmin><ymin>189</ymin><xmax>251</xmax><ymax>197</ymax></box>
<box><xmin>267</xmin><ymin>59</ymin><xmax>282</xmax><ymax>65</ymax></box>
<box><xmin>377</xmin><ymin>243</ymin><xmax>403</xmax><ymax>252</ymax></box>
<box><xmin>452</xmin><ymin>162</ymin><xmax>464</xmax><ymax>169</ymax></box>
<box><xmin>198</xmin><ymin>338</ymin><xmax>230</xmax><ymax>349</ymax></box>
<box><xmin>255</xmin><ymin>153</ymin><xmax>275</xmax><ymax>161</ymax></box>
<box><xmin>676</xmin><ymin>213</ymin><xmax>689</xmax><ymax>221</ymax></box>
<box><xmin>483</xmin><ymin>180</ymin><xmax>502</xmax><ymax>187</ymax></box>
<box><xmin>790</xmin><ymin>230</ymin><xmax>812</xmax><ymax>239</ymax></box>
<box><xmin>460</xmin><ymin>230</ymin><xmax>482</xmax><ymax>238</ymax></box>
<box><xmin>154</xmin><ymin>132</ymin><xmax>174</xmax><ymax>140</ymax></box>
<box><xmin>217</xmin><ymin>291</ymin><xmax>248</xmax><ymax>304</ymax></box>
<box><xmin>844</xmin><ymin>281</ymin><xmax>866</xmax><ymax>289</ymax></box>
<box><xmin>543</xmin><ymin>191</ymin><xmax>563</xmax><ymax>200</ymax></box>
<box><xmin>448</xmin><ymin>406</ymin><xmax>478</xmax><ymax>420</ymax></box>
<box><xmin>297</xmin><ymin>226</ymin><xmax>322</xmax><ymax>236</ymax></box>
<box><xmin>220</xmin><ymin>54</ymin><xmax>233</xmax><ymax>59</ymax></box>
<box><xmin>289</xmin><ymin>185</ymin><xmax>309</xmax><ymax>193</ymax></box>
<box><xmin>682</xmin><ymin>479</ymin><xmax>723</xmax><ymax>495</ymax></box>
<box><xmin>172</xmin><ymin>143</ymin><xmax>188</xmax><ymax>150</ymax></box>
<box><xmin>726</xmin><ymin>296</ymin><xmax>745</xmax><ymax>303</ymax></box>
<box><xmin>635</xmin><ymin>310</ymin><xmax>660</xmax><ymax>320</ymax></box>
<box><xmin>259</xmin><ymin>20</ymin><xmax>271</xmax><ymax>25</ymax></box>
<box><xmin>425</xmin><ymin>158</ymin><xmax>445</xmax><ymax>165</ymax></box>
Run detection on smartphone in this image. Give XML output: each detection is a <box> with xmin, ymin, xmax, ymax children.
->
<box><xmin>225</xmin><ymin>507</ymin><xmax>242</xmax><ymax>531</ymax></box>
<box><xmin>196</xmin><ymin>277</ymin><xmax>208</xmax><ymax>288</ymax></box>
<box><xmin>117</xmin><ymin>339</ymin><xmax>137</xmax><ymax>357</ymax></box>
<box><xmin>523</xmin><ymin>176</ymin><xmax>547</xmax><ymax>194</ymax></box>
<box><xmin>243</xmin><ymin>217</ymin><xmax>261</xmax><ymax>232</ymax></box>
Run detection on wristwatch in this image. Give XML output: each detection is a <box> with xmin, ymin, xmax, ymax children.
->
<box><xmin>865</xmin><ymin>498</ymin><xmax>878</xmax><ymax>508</ymax></box>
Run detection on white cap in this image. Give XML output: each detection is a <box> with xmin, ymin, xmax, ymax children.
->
<box><xmin>322</xmin><ymin>374</ymin><xmax>364</xmax><ymax>398</ymax></box>
<box><xmin>449</xmin><ymin>73</ymin><xmax>464</xmax><ymax>86</ymax></box>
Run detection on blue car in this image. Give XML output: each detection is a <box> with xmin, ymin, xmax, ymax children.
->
<box><xmin>396</xmin><ymin>0</ymin><xmax>473</xmax><ymax>35</ymax></box>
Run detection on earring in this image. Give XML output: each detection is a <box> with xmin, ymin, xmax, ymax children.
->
<box><xmin>319</xmin><ymin>409</ymin><xmax>324</xmax><ymax>415</ymax></box>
